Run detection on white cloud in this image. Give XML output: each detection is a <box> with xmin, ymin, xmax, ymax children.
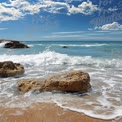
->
<box><xmin>69</xmin><ymin>0</ymin><xmax>98</xmax><ymax>15</ymax></box>
<box><xmin>41</xmin><ymin>29</ymin><xmax>122</xmax><ymax>41</ymax></box>
<box><xmin>0</xmin><ymin>28</ymin><xmax>8</xmax><ymax>30</ymax></box>
<box><xmin>43</xmin><ymin>1</ymin><xmax>70</xmax><ymax>14</ymax></box>
<box><xmin>88</xmin><ymin>28</ymin><xmax>93</xmax><ymax>30</ymax></box>
<box><xmin>52</xmin><ymin>31</ymin><xmax>84</xmax><ymax>34</ymax></box>
<box><xmin>43</xmin><ymin>34</ymin><xmax>82</xmax><ymax>38</ymax></box>
<box><xmin>0</xmin><ymin>0</ymin><xmax>41</xmax><ymax>21</ymax></box>
<box><xmin>2</xmin><ymin>0</ymin><xmax>41</xmax><ymax>15</ymax></box>
<box><xmin>64</xmin><ymin>0</ymin><xmax>83</xmax><ymax>3</ymax></box>
<box><xmin>0</xmin><ymin>2</ymin><xmax>23</xmax><ymax>21</ymax></box>
<box><xmin>95</xmin><ymin>22</ymin><xmax>122</xmax><ymax>30</ymax></box>
<box><xmin>0</xmin><ymin>0</ymin><xmax>99</xmax><ymax>22</ymax></box>
<box><xmin>43</xmin><ymin>0</ymin><xmax>99</xmax><ymax>15</ymax></box>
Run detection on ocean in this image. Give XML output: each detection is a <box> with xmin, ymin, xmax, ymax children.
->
<box><xmin>0</xmin><ymin>41</ymin><xmax>122</xmax><ymax>120</ymax></box>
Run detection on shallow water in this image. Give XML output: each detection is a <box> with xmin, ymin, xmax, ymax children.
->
<box><xmin>0</xmin><ymin>41</ymin><xmax>122</xmax><ymax>120</ymax></box>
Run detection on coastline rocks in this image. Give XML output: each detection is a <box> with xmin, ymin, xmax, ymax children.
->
<box><xmin>0</xmin><ymin>61</ymin><xmax>25</xmax><ymax>77</ymax></box>
<box><xmin>17</xmin><ymin>70</ymin><xmax>91</xmax><ymax>93</ymax></box>
<box><xmin>0</xmin><ymin>39</ymin><xmax>29</xmax><ymax>49</ymax></box>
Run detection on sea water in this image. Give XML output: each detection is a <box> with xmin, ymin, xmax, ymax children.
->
<box><xmin>0</xmin><ymin>41</ymin><xmax>122</xmax><ymax>120</ymax></box>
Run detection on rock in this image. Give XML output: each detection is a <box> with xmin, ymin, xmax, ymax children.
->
<box><xmin>41</xmin><ymin>70</ymin><xmax>91</xmax><ymax>92</ymax></box>
<box><xmin>0</xmin><ymin>61</ymin><xmax>25</xmax><ymax>77</ymax></box>
<box><xmin>4</xmin><ymin>41</ymin><xmax>29</xmax><ymax>49</ymax></box>
<box><xmin>62</xmin><ymin>46</ymin><xmax>68</xmax><ymax>48</ymax></box>
<box><xmin>0</xmin><ymin>39</ymin><xmax>29</xmax><ymax>49</ymax></box>
<box><xmin>17</xmin><ymin>70</ymin><xmax>91</xmax><ymax>93</ymax></box>
<box><xmin>18</xmin><ymin>79</ymin><xmax>46</xmax><ymax>93</ymax></box>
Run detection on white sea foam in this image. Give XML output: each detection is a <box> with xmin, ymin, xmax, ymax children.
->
<box><xmin>28</xmin><ymin>44</ymin><xmax>43</xmax><ymax>47</ymax></box>
<box><xmin>2</xmin><ymin>89</ymin><xmax>122</xmax><ymax>120</ymax></box>
<box><xmin>28</xmin><ymin>43</ymin><xmax>109</xmax><ymax>47</ymax></box>
<box><xmin>28</xmin><ymin>44</ymin><xmax>34</xmax><ymax>47</ymax></box>
<box><xmin>60</xmin><ymin>43</ymin><xmax>109</xmax><ymax>47</ymax></box>
<box><xmin>0</xmin><ymin>51</ymin><xmax>122</xmax><ymax>120</ymax></box>
<box><xmin>0</xmin><ymin>51</ymin><xmax>121</xmax><ymax>69</ymax></box>
<box><xmin>37</xmin><ymin>44</ymin><xmax>43</xmax><ymax>46</ymax></box>
<box><xmin>53</xmin><ymin>100</ymin><xmax>122</xmax><ymax>120</ymax></box>
<box><xmin>0</xmin><ymin>42</ymin><xmax>8</xmax><ymax>47</ymax></box>
<box><xmin>51</xmin><ymin>90</ymin><xmax>122</xmax><ymax>120</ymax></box>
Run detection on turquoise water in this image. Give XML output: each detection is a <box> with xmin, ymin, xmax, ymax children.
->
<box><xmin>23</xmin><ymin>41</ymin><xmax>122</xmax><ymax>58</ymax></box>
<box><xmin>0</xmin><ymin>41</ymin><xmax>122</xmax><ymax>120</ymax></box>
<box><xmin>1</xmin><ymin>41</ymin><xmax>122</xmax><ymax>58</ymax></box>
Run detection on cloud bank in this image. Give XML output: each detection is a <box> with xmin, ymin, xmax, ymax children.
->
<box><xmin>0</xmin><ymin>0</ymin><xmax>99</xmax><ymax>21</ymax></box>
<box><xmin>95</xmin><ymin>22</ymin><xmax>122</xmax><ymax>30</ymax></box>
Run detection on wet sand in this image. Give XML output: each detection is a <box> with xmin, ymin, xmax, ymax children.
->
<box><xmin>0</xmin><ymin>103</ymin><xmax>122</xmax><ymax>122</ymax></box>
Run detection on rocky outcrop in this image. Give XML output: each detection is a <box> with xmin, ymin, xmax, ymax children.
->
<box><xmin>17</xmin><ymin>70</ymin><xmax>91</xmax><ymax>93</ymax></box>
<box><xmin>0</xmin><ymin>39</ymin><xmax>29</xmax><ymax>49</ymax></box>
<box><xmin>0</xmin><ymin>61</ymin><xmax>25</xmax><ymax>77</ymax></box>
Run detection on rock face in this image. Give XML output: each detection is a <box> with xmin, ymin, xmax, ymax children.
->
<box><xmin>0</xmin><ymin>61</ymin><xmax>25</xmax><ymax>77</ymax></box>
<box><xmin>17</xmin><ymin>70</ymin><xmax>91</xmax><ymax>93</ymax></box>
<box><xmin>0</xmin><ymin>39</ymin><xmax>29</xmax><ymax>49</ymax></box>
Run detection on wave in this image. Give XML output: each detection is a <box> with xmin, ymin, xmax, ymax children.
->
<box><xmin>28</xmin><ymin>44</ymin><xmax>34</xmax><ymax>47</ymax></box>
<box><xmin>0</xmin><ymin>42</ymin><xmax>8</xmax><ymax>47</ymax></box>
<box><xmin>27</xmin><ymin>43</ymin><xmax>109</xmax><ymax>48</ymax></box>
<box><xmin>0</xmin><ymin>51</ymin><xmax>122</xmax><ymax>120</ymax></box>
<box><xmin>59</xmin><ymin>44</ymin><xmax>109</xmax><ymax>47</ymax></box>
<box><xmin>53</xmin><ymin>93</ymin><xmax>122</xmax><ymax>120</ymax></box>
<box><xmin>0</xmin><ymin>51</ymin><xmax>121</xmax><ymax>68</ymax></box>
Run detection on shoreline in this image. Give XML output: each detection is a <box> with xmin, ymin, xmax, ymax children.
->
<box><xmin>0</xmin><ymin>102</ymin><xmax>121</xmax><ymax>122</ymax></box>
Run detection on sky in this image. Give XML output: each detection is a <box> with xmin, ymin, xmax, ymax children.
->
<box><xmin>0</xmin><ymin>0</ymin><xmax>122</xmax><ymax>41</ymax></box>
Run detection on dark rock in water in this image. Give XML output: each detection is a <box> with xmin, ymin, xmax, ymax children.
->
<box><xmin>62</xmin><ymin>46</ymin><xmax>68</xmax><ymax>48</ymax></box>
<box><xmin>0</xmin><ymin>61</ymin><xmax>25</xmax><ymax>77</ymax></box>
<box><xmin>0</xmin><ymin>39</ymin><xmax>29</xmax><ymax>49</ymax></box>
<box><xmin>4</xmin><ymin>41</ymin><xmax>29</xmax><ymax>49</ymax></box>
<box><xmin>17</xmin><ymin>70</ymin><xmax>91</xmax><ymax>93</ymax></box>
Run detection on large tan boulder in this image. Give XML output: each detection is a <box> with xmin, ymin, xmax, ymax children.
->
<box><xmin>17</xmin><ymin>70</ymin><xmax>91</xmax><ymax>93</ymax></box>
<box><xmin>41</xmin><ymin>70</ymin><xmax>91</xmax><ymax>92</ymax></box>
<box><xmin>0</xmin><ymin>61</ymin><xmax>25</xmax><ymax>77</ymax></box>
<box><xmin>18</xmin><ymin>79</ymin><xmax>46</xmax><ymax>93</ymax></box>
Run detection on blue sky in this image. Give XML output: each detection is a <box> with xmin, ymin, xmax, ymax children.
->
<box><xmin>0</xmin><ymin>0</ymin><xmax>122</xmax><ymax>41</ymax></box>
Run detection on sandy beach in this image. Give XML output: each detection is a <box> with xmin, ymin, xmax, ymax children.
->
<box><xmin>0</xmin><ymin>103</ymin><xmax>121</xmax><ymax>122</ymax></box>
<box><xmin>0</xmin><ymin>0</ymin><xmax>122</xmax><ymax>121</ymax></box>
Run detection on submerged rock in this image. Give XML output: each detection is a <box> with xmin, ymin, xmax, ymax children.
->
<box><xmin>62</xmin><ymin>46</ymin><xmax>68</xmax><ymax>48</ymax></box>
<box><xmin>17</xmin><ymin>70</ymin><xmax>91</xmax><ymax>93</ymax></box>
<box><xmin>0</xmin><ymin>61</ymin><xmax>25</xmax><ymax>77</ymax></box>
<box><xmin>0</xmin><ymin>39</ymin><xmax>29</xmax><ymax>49</ymax></box>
